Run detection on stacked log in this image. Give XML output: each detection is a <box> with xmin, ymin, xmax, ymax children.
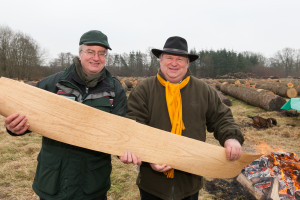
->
<box><xmin>220</xmin><ymin>83</ymin><xmax>286</xmax><ymax>111</ymax></box>
<box><xmin>254</xmin><ymin>83</ymin><xmax>298</xmax><ymax>98</ymax></box>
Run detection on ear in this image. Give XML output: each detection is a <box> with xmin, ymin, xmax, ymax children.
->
<box><xmin>159</xmin><ymin>55</ymin><xmax>163</xmax><ymax>64</ymax></box>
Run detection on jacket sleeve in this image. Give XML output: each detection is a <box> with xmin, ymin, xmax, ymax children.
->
<box><xmin>205</xmin><ymin>85</ymin><xmax>244</xmax><ymax>146</ymax></box>
<box><xmin>111</xmin><ymin>78</ymin><xmax>127</xmax><ymax>117</ymax></box>
<box><xmin>6</xmin><ymin>128</ymin><xmax>31</xmax><ymax>136</ymax></box>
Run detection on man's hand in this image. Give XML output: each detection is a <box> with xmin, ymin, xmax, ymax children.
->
<box><xmin>119</xmin><ymin>150</ymin><xmax>142</xmax><ymax>166</ymax></box>
<box><xmin>224</xmin><ymin>139</ymin><xmax>242</xmax><ymax>161</ymax></box>
<box><xmin>5</xmin><ymin>113</ymin><xmax>29</xmax><ymax>135</ymax></box>
<box><xmin>150</xmin><ymin>163</ymin><xmax>172</xmax><ymax>172</ymax></box>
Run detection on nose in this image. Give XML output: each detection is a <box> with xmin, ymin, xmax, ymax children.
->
<box><xmin>92</xmin><ymin>54</ymin><xmax>100</xmax><ymax>60</ymax></box>
<box><xmin>171</xmin><ymin>59</ymin><xmax>178</xmax><ymax>66</ymax></box>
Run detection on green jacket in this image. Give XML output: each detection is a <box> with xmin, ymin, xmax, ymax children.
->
<box><xmin>126</xmin><ymin>71</ymin><xmax>244</xmax><ymax>200</ymax></box>
<box><xmin>31</xmin><ymin>64</ymin><xmax>127</xmax><ymax>200</ymax></box>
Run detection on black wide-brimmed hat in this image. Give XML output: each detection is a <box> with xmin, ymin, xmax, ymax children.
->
<box><xmin>152</xmin><ymin>36</ymin><xmax>199</xmax><ymax>62</ymax></box>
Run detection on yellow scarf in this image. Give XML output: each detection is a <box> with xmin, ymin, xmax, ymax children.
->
<box><xmin>156</xmin><ymin>73</ymin><xmax>190</xmax><ymax>178</ymax></box>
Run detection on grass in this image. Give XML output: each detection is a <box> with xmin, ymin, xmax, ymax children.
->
<box><xmin>0</xmin><ymin>96</ymin><xmax>299</xmax><ymax>199</ymax></box>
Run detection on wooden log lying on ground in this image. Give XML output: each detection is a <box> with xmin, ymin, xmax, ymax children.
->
<box><xmin>0</xmin><ymin>77</ymin><xmax>260</xmax><ymax>179</ymax></box>
<box><xmin>220</xmin><ymin>83</ymin><xmax>286</xmax><ymax>111</ymax></box>
<box><xmin>254</xmin><ymin>83</ymin><xmax>298</xmax><ymax>98</ymax></box>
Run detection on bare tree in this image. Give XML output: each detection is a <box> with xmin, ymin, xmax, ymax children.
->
<box><xmin>49</xmin><ymin>52</ymin><xmax>74</xmax><ymax>71</ymax></box>
<box><xmin>0</xmin><ymin>25</ymin><xmax>43</xmax><ymax>80</ymax></box>
<box><xmin>272</xmin><ymin>48</ymin><xmax>295</xmax><ymax>77</ymax></box>
<box><xmin>0</xmin><ymin>26</ymin><xmax>13</xmax><ymax>77</ymax></box>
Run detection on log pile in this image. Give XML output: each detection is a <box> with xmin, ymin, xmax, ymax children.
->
<box><xmin>117</xmin><ymin>77</ymin><xmax>298</xmax><ymax>111</ymax></box>
<box><xmin>255</xmin><ymin>83</ymin><xmax>298</xmax><ymax>98</ymax></box>
<box><xmin>219</xmin><ymin>83</ymin><xmax>286</xmax><ymax>111</ymax></box>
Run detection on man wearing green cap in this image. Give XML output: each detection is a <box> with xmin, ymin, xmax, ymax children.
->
<box><xmin>5</xmin><ymin>30</ymin><xmax>140</xmax><ymax>200</ymax></box>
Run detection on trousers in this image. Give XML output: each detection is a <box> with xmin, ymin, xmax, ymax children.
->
<box><xmin>139</xmin><ymin>188</ymin><xmax>199</xmax><ymax>200</ymax></box>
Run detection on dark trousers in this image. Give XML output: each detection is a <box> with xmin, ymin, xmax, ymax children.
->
<box><xmin>40</xmin><ymin>194</ymin><xmax>107</xmax><ymax>200</ymax></box>
<box><xmin>139</xmin><ymin>188</ymin><xmax>199</xmax><ymax>200</ymax></box>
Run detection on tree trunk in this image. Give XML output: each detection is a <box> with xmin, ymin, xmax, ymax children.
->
<box><xmin>220</xmin><ymin>83</ymin><xmax>286</xmax><ymax>111</ymax></box>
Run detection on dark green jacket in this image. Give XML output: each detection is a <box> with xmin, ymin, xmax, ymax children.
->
<box><xmin>31</xmin><ymin>64</ymin><xmax>127</xmax><ymax>200</ymax></box>
<box><xmin>126</xmin><ymin>71</ymin><xmax>244</xmax><ymax>200</ymax></box>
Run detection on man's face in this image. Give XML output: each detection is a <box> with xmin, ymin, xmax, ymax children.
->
<box><xmin>160</xmin><ymin>53</ymin><xmax>190</xmax><ymax>83</ymax></box>
<box><xmin>79</xmin><ymin>45</ymin><xmax>107</xmax><ymax>76</ymax></box>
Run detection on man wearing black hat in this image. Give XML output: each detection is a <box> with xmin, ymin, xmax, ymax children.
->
<box><xmin>126</xmin><ymin>36</ymin><xmax>244</xmax><ymax>200</ymax></box>
<box><xmin>5</xmin><ymin>30</ymin><xmax>137</xmax><ymax>200</ymax></box>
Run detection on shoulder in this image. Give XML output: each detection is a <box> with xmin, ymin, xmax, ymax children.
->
<box><xmin>189</xmin><ymin>76</ymin><xmax>214</xmax><ymax>91</ymax></box>
<box><xmin>36</xmin><ymin>71</ymin><xmax>64</xmax><ymax>90</ymax></box>
<box><xmin>138</xmin><ymin>76</ymin><xmax>156</xmax><ymax>87</ymax></box>
<box><xmin>128</xmin><ymin>76</ymin><xmax>157</xmax><ymax>100</ymax></box>
<box><xmin>133</xmin><ymin>76</ymin><xmax>156</xmax><ymax>91</ymax></box>
<box><xmin>105</xmin><ymin>70</ymin><xmax>123</xmax><ymax>92</ymax></box>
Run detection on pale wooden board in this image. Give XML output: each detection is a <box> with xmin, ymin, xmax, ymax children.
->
<box><xmin>237</xmin><ymin>173</ymin><xmax>264</xmax><ymax>200</ymax></box>
<box><xmin>0</xmin><ymin>77</ymin><xmax>261</xmax><ymax>178</ymax></box>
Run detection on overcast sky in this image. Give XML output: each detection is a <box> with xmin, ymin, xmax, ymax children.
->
<box><xmin>1</xmin><ymin>0</ymin><xmax>299</xmax><ymax>62</ymax></box>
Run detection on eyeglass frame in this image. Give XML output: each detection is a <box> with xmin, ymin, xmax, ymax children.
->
<box><xmin>80</xmin><ymin>47</ymin><xmax>108</xmax><ymax>59</ymax></box>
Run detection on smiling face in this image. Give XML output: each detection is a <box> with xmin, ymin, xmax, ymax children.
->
<box><xmin>159</xmin><ymin>53</ymin><xmax>190</xmax><ymax>83</ymax></box>
<box><xmin>79</xmin><ymin>45</ymin><xmax>107</xmax><ymax>76</ymax></box>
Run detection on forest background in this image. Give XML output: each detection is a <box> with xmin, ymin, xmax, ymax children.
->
<box><xmin>1</xmin><ymin>25</ymin><xmax>300</xmax><ymax>81</ymax></box>
<box><xmin>1</xmin><ymin>25</ymin><xmax>300</xmax><ymax>199</ymax></box>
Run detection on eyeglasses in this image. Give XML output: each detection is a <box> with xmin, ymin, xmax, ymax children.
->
<box><xmin>81</xmin><ymin>50</ymin><xmax>107</xmax><ymax>58</ymax></box>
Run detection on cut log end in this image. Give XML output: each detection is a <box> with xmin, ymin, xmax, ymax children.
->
<box><xmin>269</xmin><ymin>97</ymin><xmax>287</xmax><ymax>111</ymax></box>
<box><xmin>286</xmin><ymin>88</ymin><xmax>298</xmax><ymax>98</ymax></box>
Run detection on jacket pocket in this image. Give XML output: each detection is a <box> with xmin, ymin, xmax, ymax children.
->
<box><xmin>84</xmin><ymin>97</ymin><xmax>113</xmax><ymax>113</ymax></box>
<box><xmin>35</xmin><ymin>150</ymin><xmax>62</xmax><ymax>195</ymax></box>
<box><xmin>82</xmin><ymin>157</ymin><xmax>111</xmax><ymax>195</ymax></box>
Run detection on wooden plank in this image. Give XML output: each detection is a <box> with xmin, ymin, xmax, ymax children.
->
<box><xmin>237</xmin><ymin>173</ymin><xmax>264</xmax><ymax>200</ymax></box>
<box><xmin>0</xmin><ymin>77</ymin><xmax>261</xmax><ymax>178</ymax></box>
<box><xmin>267</xmin><ymin>178</ymin><xmax>280</xmax><ymax>200</ymax></box>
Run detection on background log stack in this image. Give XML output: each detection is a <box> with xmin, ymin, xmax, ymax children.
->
<box><xmin>220</xmin><ymin>83</ymin><xmax>286</xmax><ymax>111</ymax></box>
<box><xmin>255</xmin><ymin>82</ymin><xmax>298</xmax><ymax>99</ymax></box>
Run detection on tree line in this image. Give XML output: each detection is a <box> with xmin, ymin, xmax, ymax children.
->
<box><xmin>1</xmin><ymin>25</ymin><xmax>300</xmax><ymax>80</ymax></box>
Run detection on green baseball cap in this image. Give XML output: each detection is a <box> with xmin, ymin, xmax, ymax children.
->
<box><xmin>79</xmin><ymin>30</ymin><xmax>112</xmax><ymax>50</ymax></box>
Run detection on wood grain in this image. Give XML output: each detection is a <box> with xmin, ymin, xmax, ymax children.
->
<box><xmin>0</xmin><ymin>77</ymin><xmax>261</xmax><ymax>178</ymax></box>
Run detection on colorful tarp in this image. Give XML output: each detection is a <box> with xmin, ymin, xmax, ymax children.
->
<box><xmin>281</xmin><ymin>98</ymin><xmax>300</xmax><ymax>111</ymax></box>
